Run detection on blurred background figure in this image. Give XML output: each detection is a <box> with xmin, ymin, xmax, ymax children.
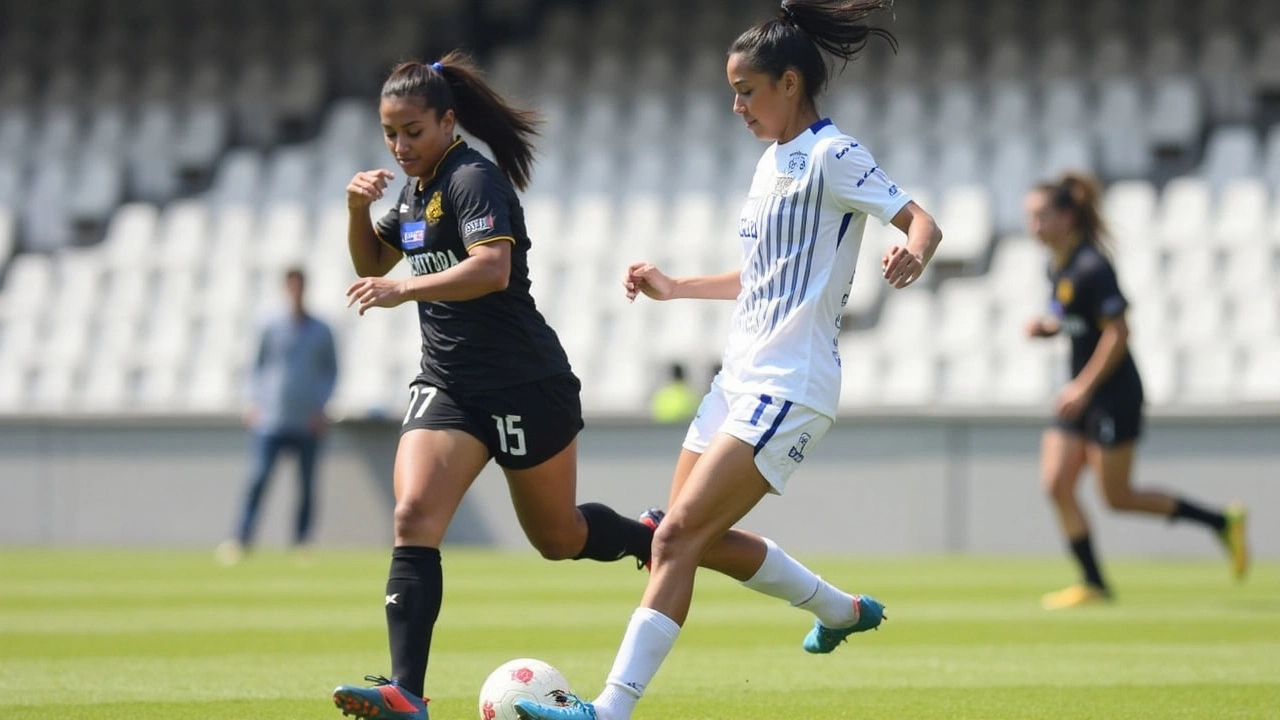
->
<box><xmin>1023</xmin><ymin>174</ymin><xmax>1248</xmax><ymax>610</ymax></box>
<box><xmin>216</xmin><ymin>267</ymin><xmax>338</xmax><ymax>565</ymax></box>
<box><xmin>650</xmin><ymin>362</ymin><xmax>699</xmax><ymax>423</ymax></box>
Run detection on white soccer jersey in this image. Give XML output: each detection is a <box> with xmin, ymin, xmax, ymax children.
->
<box><xmin>720</xmin><ymin>119</ymin><xmax>910</xmax><ymax>419</ymax></box>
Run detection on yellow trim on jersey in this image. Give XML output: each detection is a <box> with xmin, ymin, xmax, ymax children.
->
<box><xmin>466</xmin><ymin>235</ymin><xmax>516</xmax><ymax>251</ymax></box>
<box><xmin>415</xmin><ymin>136</ymin><xmax>466</xmax><ymax>192</ymax></box>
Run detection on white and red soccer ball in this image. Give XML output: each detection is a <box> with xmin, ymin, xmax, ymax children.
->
<box><xmin>478</xmin><ymin>658</ymin><xmax>575</xmax><ymax>720</ymax></box>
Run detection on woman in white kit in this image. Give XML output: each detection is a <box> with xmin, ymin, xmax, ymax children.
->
<box><xmin>516</xmin><ymin>2</ymin><xmax>942</xmax><ymax>720</ymax></box>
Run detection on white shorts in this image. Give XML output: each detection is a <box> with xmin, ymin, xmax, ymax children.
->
<box><xmin>682</xmin><ymin>377</ymin><xmax>833</xmax><ymax>494</ymax></box>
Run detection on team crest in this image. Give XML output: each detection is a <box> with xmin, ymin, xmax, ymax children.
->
<box><xmin>1055</xmin><ymin>278</ymin><xmax>1074</xmax><ymax>305</ymax></box>
<box><xmin>425</xmin><ymin>191</ymin><xmax>444</xmax><ymax>225</ymax></box>
<box><xmin>786</xmin><ymin>151</ymin><xmax>808</xmax><ymax>175</ymax></box>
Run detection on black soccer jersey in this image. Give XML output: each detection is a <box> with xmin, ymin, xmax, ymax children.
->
<box><xmin>373</xmin><ymin>138</ymin><xmax>571</xmax><ymax>394</ymax></box>
<box><xmin>1048</xmin><ymin>242</ymin><xmax>1141</xmax><ymax>392</ymax></box>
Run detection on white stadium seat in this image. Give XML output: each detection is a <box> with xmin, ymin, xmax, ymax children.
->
<box><xmin>1153</xmin><ymin>177</ymin><xmax>1211</xmax><ymax>249</ymax></box>
<box><xmin>1137</xmin><ymin>343</ymin><xmax>1178</xmax><ymax>407</ymax></box>
<box><xmin>1241</xmin><ymin>344</ymin><xmax>1280</xmax><ymax>402</ymax></box>
<box><xmin>1180</xmin><ymin>345</ymin><xmax>1241</xmax><ymax>405</ymax></box>
<box><xmin>837</xmin><ymin>331</ymin><xmax>879</xmax><ymax>410</ymax></box>
<box><xmin>937</xmin><ymin>349</ymin><xmax>996</xmax><ymax>406</ymax></box>
<box><xmin>935</xmin><ymin>279</ymin><xmax>995</xmax><ymax>355</ymax></box>
<box><xmin>1201</xmin><ymin>126</ymin><xmax>1260</xmax><ymax>191</ymax></box>
<box><xmin>1211</xmin><ymin>179</ymin><xmax>1269</xmax><ymax>247</ymax></box>
<box><xmin>933</xmin><ymin>184</ymin><xmax>993</xmax><ymax>267</ymax></box>
<box><xmin>993</xmin><ymin>345</ymin><xmax>1055</xmax><ymax>406</ymax></box>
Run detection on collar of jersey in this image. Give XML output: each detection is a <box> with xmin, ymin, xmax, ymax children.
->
<box><xmin>415</xmin><ymin>136</ymin><xmax>465</xmax><ymax>192</ymax></box>
<box><xmin>776</xmin><ymin>118</ymin><xmax>834</xmax><ymax>152</ymax></box>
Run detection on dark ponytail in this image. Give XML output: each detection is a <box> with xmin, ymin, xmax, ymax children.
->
<box><xmin>1035</xmin><ymin>172</ymin><xmax>1110</xmax><ymax>248</ymax></box>
<box><xmin>381</xmin><ymin>49</ymin><xmax>540</xmax><ymax>191</ymax></box>
<box><xmin>730</xmin><ymin>0</ymin><xmax>896</xmax><ymax>107</ymax></box>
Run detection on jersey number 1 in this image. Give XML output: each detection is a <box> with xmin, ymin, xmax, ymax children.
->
<box><xmin>492</xmin><ymin>414</ymin><xmax>526</xmax><ymax>456</ymax></box>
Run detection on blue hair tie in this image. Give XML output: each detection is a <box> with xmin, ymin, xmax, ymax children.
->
<box><xmin>431</xmin><ymin>61</ymin><xmax>443</xmax><ymax>72</ymax></box>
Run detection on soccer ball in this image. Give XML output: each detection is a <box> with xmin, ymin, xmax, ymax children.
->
<box><xmin>478</xmin><ymin>658</ymin><xmax>576</xmax><ymax>720</ymax></box>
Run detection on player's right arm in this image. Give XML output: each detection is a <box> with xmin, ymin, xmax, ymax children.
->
<box><xmin>347</xmin><ymin>169</ymin><xmax>402</xmax><ymax>278</ymax></box>
<box><xmin>623</xmin><ymin>263</ymin><xmax>740</xmax><ymax>302</ymax></box>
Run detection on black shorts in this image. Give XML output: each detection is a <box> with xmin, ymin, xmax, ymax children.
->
<box><xmin>1054</xmin><ymin>385</ymin><xmax>1144</xmax><ymax>446</ymax></box>
<box><xmin>400</xmin><ymin>373</ymin><xmax>584</xmax><ymax>469</ymax></box>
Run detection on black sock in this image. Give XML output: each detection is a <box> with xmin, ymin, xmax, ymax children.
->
<box><xmin>1170</xmin><ymin>498</ymin><xmax>1226</xmax><ymax>532</ymax></box>
<box><xmin>1068</xmin><ymin>535</ymin><xmax>1107</xmax><ymax>590</ymax></box>
<box><xmin>385</xmin><ymin>546</ymin><xmax>442</xmax><ymax>698</ymax></box>
<box><xmin>573</xmin><ymin>502</ymin><xmax>654</xmax><ymax>563</ymax></box>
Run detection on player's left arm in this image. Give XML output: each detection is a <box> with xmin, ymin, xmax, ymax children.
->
<box><xmin>1076</xmin><ymin>314</ymin><xmax>1131</xmax><ymax>394</ymax></box>
<box><xmin>1056</xmin><ymin>263</ymin><xmax>1131</xmax><ymax>419</ymax></box>
<box><xmin>886</xmin><ymin>202</ymin><xmax>943</xmax><ymax>288</ymax></box>
<box><xmin>824</xmin><ymin>140</ymin><xmax>941</xmax><ymax>289</ymax></box>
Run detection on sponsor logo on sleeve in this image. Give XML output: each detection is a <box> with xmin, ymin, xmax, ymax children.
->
<box><xmin>463</xmin><ymin>213</ymin><xmax>496</xmax><ymax>239</ymax></box>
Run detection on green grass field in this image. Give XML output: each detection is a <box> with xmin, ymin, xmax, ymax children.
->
<box><xmin>0</xmin><ymin>550</ymin><xmax>1276</xmax><ymax>719</ymax></box>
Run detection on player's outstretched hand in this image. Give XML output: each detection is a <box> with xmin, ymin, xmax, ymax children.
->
<box><xmin>881</xmin><ymin>246</ymin><xmax>924</xmax><ymax>289</ymax></box>
<box><xmin>1025</xmin><ymin>318</ymin><xmax>1059</xmax><ymax>338</ymax></box>
<box><xmin>347</xmin><ymin>170</ymin><xmax>395</xmax><ymax>209</ymax></box>
<box><xmin>623</xmin><ymin>262</ymin><xmax>676</xmax><ymax>302</ymax></box>
<box><xmin>347</xmin><ymin>276</ymin><xmax>409</xmax><ymax>315</ymax></box>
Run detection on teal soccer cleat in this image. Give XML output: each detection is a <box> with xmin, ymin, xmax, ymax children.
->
<box><xmin>333</xmin><ymin>675</ymin><xmax>428</xmax><ymax>720</ymax></box>
<box><xmin>803</xmin><ymin>595</ymin><xmax>886</xmax><ymax>654</ymax></box>
<box><xmin>513</xmin><ymin>694</ymin><xmax>597</xmax><ymax>720</ymax></box>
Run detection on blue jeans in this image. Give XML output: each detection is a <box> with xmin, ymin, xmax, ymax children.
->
<box><xmin>235</xmin><ymin>430</ymin><xmax>322</xmax><ymax>546</ymax></box>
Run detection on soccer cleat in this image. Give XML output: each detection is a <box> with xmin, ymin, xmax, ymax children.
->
<box><xmin>1219</xmin><ymin>504</ymin><xmax>1249</xmax><ymax>581</ymax></box>
<box><xmin>333</xmin><ymin>675</ymin><xmax>428</xmax><ymax>720</ymax></box>
<box><xmin>802</xmin><ymin>595</ymin><xmax>886</xmax><ymax>654</ymax></box>
<box><xmin>513</xmin><ymin>694</ymin><xmax>597</xmax><ymax>720</ymax></box>
<box><xmin>1040</xmin><ymin>583</ymin><xmax>1111</xmax><ymax>610</ymax></box>
<box><xmin>636</xmin><ymin>508</ymin><xmax>665</xmax><ymax>571</ymax></box>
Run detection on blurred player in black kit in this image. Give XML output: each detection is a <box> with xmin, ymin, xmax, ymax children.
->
<box><xmin>1024</xmin><ymin>173</ymin><xmax>1248</xmax><ymax>610</ymax></box>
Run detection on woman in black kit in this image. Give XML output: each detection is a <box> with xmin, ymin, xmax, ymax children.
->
<box><xmin>331</xmin><ymin>51</ymin><xmax>860</xmax><ymax>720</ymax></box>
<box><xmin>1024</xmin><ymin>173</ymin><xmax>1248</xmax><ymax>610</ymax></box>
<box><xmin>329</xmin><ymin>51</ymin><xmax>657</xmax><ymax>720</ymax></box>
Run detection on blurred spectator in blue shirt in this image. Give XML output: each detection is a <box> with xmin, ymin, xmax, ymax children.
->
<box><xmin>217</xmin><ymin>267</ymin><xmax>338</xmax><ymax>564</ymax></box>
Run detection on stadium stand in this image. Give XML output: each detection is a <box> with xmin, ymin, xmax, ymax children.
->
<box><xmin>0</xmin><ymin>0</ymin><xmax>1278</xmax><ymax>417</ymax></box>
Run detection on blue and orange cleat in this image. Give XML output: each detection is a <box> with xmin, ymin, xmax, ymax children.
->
<box><xmin>636</xmin><ymin>508</ymin><xmax>665</xmax><ymax>571</ymax></box>
<box><xmin>513</xmin><ymin>693</ymin><xmax>597</xmax><ymax>720</ymax></box>
<box><xmin>333</xmin><ymin>675</ymin><xmax>428</xmax><ymax>720</ymax></box>
<box><xmin>802</xmin><ymin>595</ymin><xmax>886</xmax><ymax>654</ymax></box>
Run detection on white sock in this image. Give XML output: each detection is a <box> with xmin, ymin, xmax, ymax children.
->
<box><xmin>593</xmin><ymin>607</ymin><xmax>681</xmax><ymax>720</ymax></box>
<box><xmin>741</xmin><ymin>538</ymin><xmax>858</xmax><ymax>628</ymax></box>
